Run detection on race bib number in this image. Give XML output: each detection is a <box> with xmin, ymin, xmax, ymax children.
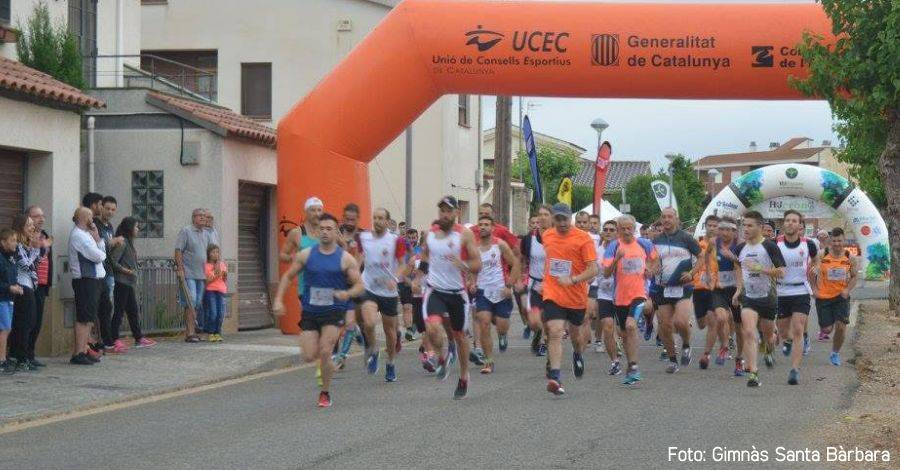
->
<box><xmin>484</xmin><ymin>288</ymin><xmax>505</xmax><ymax>304</ymax></box>
<box><xmin>622</xmin><ymin>258</ymin><xmax>643</xmax><ymax>275</ymax></box>
<box><xmin>309</xmin><ymin>287</ymin><xmax>335</xmax><ymax>306</ymax></box>
<box><xmin>700</xmin><ymin>273</ymin><xmax>711</xmax><ymax>285</ymax></box>
<box><xmin>718</xmin><ymin>271</ymin><xmax>735</xmax><ymax>286</ymax></box>
<box><xmin>549</xmin><ymin>258</ymin><xmax>572</xmax><ymax>277</ymax></box>
<box><xmin>745</xmin><ymin>275</ymin><xmax>769</xmax><ymax>298</ymax></box>
<box><xmin>827</xmin><ymin>267</ymin><xmax>847</xmax><ymax>282</ymax></box>
<box><xmin>664</xmin><ymin>286</ymin><xmax>684</xmax><ymax>298</ymax></box>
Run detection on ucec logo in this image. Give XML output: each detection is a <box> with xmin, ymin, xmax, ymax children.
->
<box><xmin>785</xmin><ymin>167</ymin><xmax>799</xmax><ymax>179</ymax></box>
<box><xmin>465</xmin><ymin>26</ymin><xmax>504</xmax><ymax>52</ymax></box>
<box><xmin>591</xmin><ymin>34</ymin><xmax>619</xmax><ymax>66</ymax></box>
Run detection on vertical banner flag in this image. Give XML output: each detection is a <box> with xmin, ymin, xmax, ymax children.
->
<box><xmin>523</xmin><ymin>115</ymin><xmax>543</xmax><ymax>205</ymax></box>
<box><xmin>592</xmin><ymin>141</ymin><xmax>613</xmax><ymax>217</ymax></box>
<box><xmin>557</xmin><ymin>176</ymin><xmax>574</xmax><ymax>207</ymax></box>
<box><xmin>651</xmin><ymin>180</ymin><xmax>678</xmax><ymax>211</ymax></box>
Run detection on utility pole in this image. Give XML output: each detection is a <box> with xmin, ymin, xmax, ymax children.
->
<box><xmin>493</xmin><ymin>96</ymin><xmax>513</xmax><ymax>226</ymax></box>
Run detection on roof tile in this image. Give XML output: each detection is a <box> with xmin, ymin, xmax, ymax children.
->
<box><xmin>147</xmin><ymin>91</ymin><xmax>276</xmax><ymax>147</ymax></box>
<box><xmin>573</xmin><ymin>159</ymin><xmax>651</xmax><ymax>190</ymax></box>
<box><xmin>0</xmin><ymin>56</ymin><xmax>105</xmax><ymax>109</ymax></box>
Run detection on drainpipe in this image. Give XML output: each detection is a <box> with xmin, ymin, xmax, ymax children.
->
<box><xmin>116</xmin><ymin>0</ymin><xmax>124</xmax><ymax>87</ymax></box>
<box><xmin>404</xmin><ymin>126</ymin><xmax>412</xmax><ymax>225</ymax></box>
<box><xmin>87</xmin><ymin>117</ymin><xmax>96</xmax><ymax>192</ymax></box>
<box><xmin>476</xmin><ymin>95</ymin><xmax>483</xmax><ymax>204</ymax></box>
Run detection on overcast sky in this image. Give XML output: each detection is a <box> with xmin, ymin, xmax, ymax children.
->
<box><xmin>479</xmin><ymin>0</ymin><xmax>838</xmax><ymax>172</ymax></box>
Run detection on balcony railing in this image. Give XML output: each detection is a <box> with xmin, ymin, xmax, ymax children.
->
<box><xmin>86</xmin><ymin>54</ymin><xmax>217</xmax><ymax>102</ymax></box>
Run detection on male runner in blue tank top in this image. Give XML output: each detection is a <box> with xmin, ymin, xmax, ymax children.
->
<box><xmin>274</xmin><ymin>213</ymin><xmax>364</xmax><ymax>408</ymax></box>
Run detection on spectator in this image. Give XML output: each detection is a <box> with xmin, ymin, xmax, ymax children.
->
<box><xmin>204</xmin><ymin>209</ymin><xmax>221</xmax><ymax>246</ymax></box>
<box><xmin>109</xmin><ymin>217</ymin><xmax>156</xmax><ymax>350</ymax></box>
<box><xmin>0</xmin><ymin>228</ymin><xmax>22</xmax><ymax>375</ymax></box>
<box><xmin>175</xmin><ymin>208</ymin><xmax>214</xmax><ymax>342</ymax></box>
<box><xmin>94</xmin><ymin>195</ymin><xmax>120</xmax><ymax>352</ymax></box>
<box><xmin>9</xmin><ymin>214</ymin><xmax>40</xmax><ymax>371</ymax></box>
<box><xmin>25</xmin><ymin>206</ymin><xmax>51</xmax><ymax>367</ymax></box>
<box><xmin>68</xmin><ymin>207</ymin><xmax>107</xmax><ymax>365</ymax></box>
<box><xmin>204</xmin><ymin>244</ymin><xmax>228</xmax><ymax>342</ymax></box>
<box><xmin>398</xmin><ymin>221</ymin><xmax>407</xmax><ymax>234</ymax></box>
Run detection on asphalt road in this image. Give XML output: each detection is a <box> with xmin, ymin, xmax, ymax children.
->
<box><xmin>0</xmin><ymin>309</ymin><xmax>862</xmax><ymax>470</ymax></box>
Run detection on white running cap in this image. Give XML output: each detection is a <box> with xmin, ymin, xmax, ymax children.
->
<box><xmin>304</xmin><ymin>197</ymin><xmax>324</xmax><ymax>211</ymax></box>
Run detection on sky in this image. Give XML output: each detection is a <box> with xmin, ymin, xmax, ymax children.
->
<box><xmin>479</xmin><ymin>0</ymin><xmax>839</xmax><ymax>172</ymax></box>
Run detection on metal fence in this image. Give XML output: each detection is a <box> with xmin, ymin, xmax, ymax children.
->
<box><xmin>126</xmin><ymin>257</ymin><xmax>184</xmax><ymax>335</ymax></box>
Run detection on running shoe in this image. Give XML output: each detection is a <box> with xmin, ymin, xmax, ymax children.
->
<box><xmin>593</xmin><ymin>339</ymin><xmax>604</xmax><ymax>353</ymax></box>
<box><xmin>436</xmin><ymin>358</ymin><xmax>450</xmax><ymax>381</ymax></box>
<box><xmin>522</xmin><ymin>326</ymin><xmax>532</xmax><ymax>340</ymax></box>
<box><xmin>608</xmin><ymin>360</ymin><xmax>622</xmax><ymax>376</ymax></box>
<box><xmin>699</xmin><ymin>352</ymin><xmax>710</xmax><ymax>370</ymax></box>
<box><xmin>404</xmin><ymin>328</ymin><xmax>417</xmax><ymax>342</ymax></box>
<box><xmin>68</xmin><ymin>354</ymin><xmax>93</xmax><ymax>366</ymax></box>
<box><xmin>764</xmin><ymin>352</ymin><xmax>775</xmax><ymax>369</ymax></box>
<box><xmin>830</xmin><ymin>352</ymin><xmax>841</xmax><ymax>366</ymax></box>
<box><xmin>536</xmin><ymin>343</ymin><xmax>548</xmax><ymax>357</ymax></box>
<box><xmin>643</xmin><ymin>321</ymin><xmax>654</xmax><ymax>341</ymax></box>
<box><xmin>680</xmin><ymin>347</ymin><xmax>692</xmax><ymax>366</ymax></box>
<box><xmin>385</xmin><ymin>363</ymin><xmax>397</xmax><ymax>382</ymax></box>
<box><xmin>469</xmin><ymin>348</ymin><xmax>485</xmax><ymax>366</ymax></box>
<box><xmin>546</xmin><ymin>379</ymin><xmax>565</xmax><ymax>396</ymax></box>
<box><xmin>447</xmin><ymin>343</ymin><xmax>457</xmax><ymax>365</ymax></box>
<box><xmin>622</xmin><ymin>369</ymin><xmax>641</xmax><ymax>385</ymax></box>
<box><xmin>317</xmin><ymin>391</ymin><xmax>332</xmax><ymax>408</ymax></box>
<box><xmin>818</xmin><ymin>330</ymin><xmax>830</xmax><ymax>342</ymax></box>
<box><xmin>734</xmin><ymin>358</ymin><xmax>746</xmax><ymax>377</ymax></box>
<box><xmin>715</xmin><ymin>346</ymin><xmax>728</xmax><ymax>366</ymax></box>
<box><xmin>802</xmin><ymin>334</ymin><xmax>811</xmax><ymax>356</ymax></box>
<box><xmin>530</xmin><ymin>330</ymin><xmax>542</xmax><ymax>354</ymax></box>
<box><xmin>316</xmin><ymin>365</ymin><xmax>323</xmax><ymax>387</ymax></box>
<box><xmin>16</xmin><ymin>359</ymin><xmax>38</xmax><ymax>372</ymax></box>
<box><xmin>498</xmin><ymin>334</ymin><xmax>508</xmax><ymax>352</ymax></box>
<box><xmin>134</xmin><ymin>337</ymin><xmax>157</xmax><ymax>348</ymax></box>
<box><xmin>782</xmin><ymin>340</ymin><xmax>793</xmax><ymax>357</ymax></box>
<box><xmin>420</xmin><ymin>352</ymin><xmax>436</xmax><ymax>373</ymax></box>
<box><xmin>746</xmin><ymin>371</ymin><xmax>760</xmax><ymax>387</ymax></box>
<box><xmin>658</xmin><ymin>349</ymin><xmax>668</xmax><ymax>362</ymax></box>
<box><xmin>454</xmin><ymin>378</ymin><xmax>469</xmax><ymax>399</ymax></box>
<box><xmin>480</xmin><ymin>361</ymin><xmax>494</xmax><ymax>374</ymax></box>
<box><xmin>787</xmin><ymin>368</ymin><xmax>800</xmax><ymax>385</ymax></box>
<box><xmin>573</xmin><ymin>352</ymin><xmax>585</xmax><ymax>379</ymax></box>
<box><xmin>366</xmin><ymin>351</ymin><xmax>379</xmax><ymax>375</ymax></box>
<box><xmin>666</xmin><ymin>361</ymin><xmax>679</xmax><ymax>374</ymax></box>
<box><xmin>86</xmin><ymin>348</ymin><xmax>102</xmax><ymax>362</ymax></box>
<box><xmin>109</xmin><ymin>340</ymin><xmax>128</xmax><ymax>354</ymax></box>
<box><xmin>0</xmin><ymin>359</ymin><xmax>16</xmax><ymax>374</ymax></box>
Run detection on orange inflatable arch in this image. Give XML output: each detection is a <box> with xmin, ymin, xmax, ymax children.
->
<box><xmin>276</xmin><ymin>0</ymin><xmax>833</xmax><ymax>333</ymax></box>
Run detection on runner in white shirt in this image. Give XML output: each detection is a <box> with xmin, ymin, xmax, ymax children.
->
<box><xmin>595</xmin><ymin>219</ymin><xmax>624</xmax><ymax>374</ymax></box>
<box><xmin>575</xmin><ymin>211</ymin><xmax>600</xmax><ymax>353</ymax></box>
<box><xmin>358</xmin><ymin>208</ymin><xmax>408</xmax><ymax>382</ymax></box>
<box><xmin>473</xmin><ymin>215</ymin><xmax>520</xmax><ymax>374</ymax></box>
<box><xmin>520</xmin><ymin>204</ymin><xmax>553</xmax><ymax>357</ymax></box>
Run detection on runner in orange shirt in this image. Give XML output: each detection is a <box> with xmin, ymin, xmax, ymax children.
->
<box><xmin>812</xmin><ymin>228</ymin><xmax>858</xmax><ymax>367</ymax></box>
<box><xmin>541</xmin><ymin>203</ymin><xmax>599</xmax><ymax>396</ymax></box>
<box><xmin>693</xmin><ymin>215</ymin><xmax>723</xmax><ymax>370</ymax></box>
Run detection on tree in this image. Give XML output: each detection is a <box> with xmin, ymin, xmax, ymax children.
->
<box><xmin>16</xmin><ymin>1</ymin><xmax>85</xmax><ymax>89</ymax></box>
<box><xmin>792</xmin><ymin>0</ymin><xmax>898</xmax><ymax>308</ymax></box>
<box><xmin>571</xmin><ymin>185</ymin><xmax>593</xmax><ymax>213</ymax></box>
<box><xmin>492</xmin><ymin>96</ymin><xmax>513</xmax><ymax>225</ymax></box>
<box><xmin>606</xmin><ymin>155</ymin><xmax>705</xmax><ymax>225</ymax></box>
<box><xmin>511</xmin><ymin>146</ymin><xmax>581</xmax><ymax>208</ymax></box>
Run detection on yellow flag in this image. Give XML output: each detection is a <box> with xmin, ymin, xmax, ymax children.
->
<box><xmin>556</xmin><ymin>176</ymin><xmax>573</xmax><ymax>207</ymax></box>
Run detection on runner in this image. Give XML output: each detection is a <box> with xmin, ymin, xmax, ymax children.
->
<box><xmin>273</xmin><ymin>213</ymin><xmax>364</xmax><ymax>407</ymax></box>
<box><xmin>473</xmin><ymin>215</ymin><xmax>521</xmax><ymax>374</ymax></box>
<box><xmin>520</xmin><ymin>205</ymin><xmax>553</xmax><ymax>357</ymax></box>
<box><xmin>595</xmin><ymin>220</ymin><xmax>622</xmax><ymax>373</ymax></box>
<box><xmin>694</xmin><ymin>215</ymin><xmax>724</xmax><ymax>370</ymax></box>
<box><xmin>398</xmin><ymin>227</ymin><xmax>421</xmax><ymax>342</ymax></box>
<box><xmin>576</xmin><ymin>211</ymin><xmax>600</xmax><ymax>352</ymax></box>
<box><xmin>407</xmin><ymin>234</ymin><xmax>437</xmax><ymax>373</ymax></box>
<box><xmin>334</xmin><ymin>204</ymin><xmax>367</xmax><ymax>367</ymax></box>
<box><xmin>812</xmin><ymin>228</ymin><xmax>858</xmax><ymax>367</ymax></box>
<box><xmin>416</xmin><ymin>196</ymin><xmax>481</xmax><ymax>399</ymax></box>
<box><xmin>279</xmin><ymin>197</ymin><xmax>323</xmax><ymax>263</ymax></box>
<box><xmin>762</xmin><ymin>221</ymin><xmax>776</xmax><ymax>241</ymax></box>
<box><xmin>542</xmin><ymin>203</ymin><xmax>598</xmax><ymax>395</ymax></box>
<box><xmin>735</xmin><ymin>210</ymin><xmax>786</xmax><ymax>387</ymax></box>
<box><xmin>710</xmin><ymin>216</ymin><xmax>744</xmax><ymax>375</ymax></box>
<box><xmin>651</xmin><ymin>208</ymin><xmax>702</xmax><ymax>373</ymax></box>
<box><xmin>775</xmin><ymin>210</ymin><xmax>818</xmax><ymax>385</ymax></box>
<box><xmin>358</xmin><ymin>208</ymin><xmax>408</xmax><ymax>382</ymax></box>
<box><xmin>603</xmin><ymin>215</ymin><xmax>657</xmax><ymax>385</ymax></box>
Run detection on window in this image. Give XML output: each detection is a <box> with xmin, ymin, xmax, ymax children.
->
<box><xmin>458</xmin><ymin>94</ymin><xmax>470</xmax><ymax>127</ymax></box>
<box><xmin>68</xmin><ymin>0</ymin><xmax>97</xmax><ymax>87</ymax></box>
<box><xmin>730</xmin><ymin>170</ymin><xmax>743</xmax><ymax>182</ymax></box>
<box><xmin>457</xmin><ymin>200</ymin><xmax>470</xmax><ymax>224</ymax></box>
<box><xmin>1</xmin><ymin>0</ymin><xmax>11</xmax><ymax>25</ymax></box>
<box><xmin>241</xmin><ymin>63</ymin><xmax>272</xmax><ymax>119</ymax></box>
<box><xmin>132</xmin><ymin>171</ymin><xmax>164</xmax><ymax>238</ymax></box>
<box><xmin>714</xmin><ymin>171</ymin><xmax>723</xmax><ymax>184</ymax></box>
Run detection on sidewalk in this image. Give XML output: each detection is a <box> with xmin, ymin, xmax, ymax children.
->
<box><xmin>0</xmin><ymin>329</ymin><xmax>302</xmax><ymax>427</ymax></box>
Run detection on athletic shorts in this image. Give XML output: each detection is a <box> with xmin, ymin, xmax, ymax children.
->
<box><xmin>597</xmin><ymin>298</ymin><xmax>616</xmax><ymax>320</ymax></box>
<box><xmin>527</xmin><ymin>279</ymin><xmax>545</xmax><ymax>312</ymax></box>
<box><xmin>816</xmin><ymin>296</ymin><xmax>850</xmax><ymax>328</ymax></box>
<box><xmin>541</xmin><ymin>300</ymin><xmax>585</xmax><ymax>326</ymax></box>
<box><xmin>777</xmin><ymin>294</ymin><xmax>811</xmax><ymax>319</ymax></box>
<box><xmin>299</xmin><ymin>310</ymin><xmax>346</xmax><ymax>332</ymax></box>
<box><xmin>712</xmin><ymin>287</ymin><xmax>741</xmax><ymax>324</ymax></box>
<box><xmin>412</xmin><ymin>296</ymin><xmax>425</xmax><ymax>333</ymax></box>
<box><xmin>474</xmin><ymin>289</ymin><xmax>513</xmax><ymax>319</ymax></box>
<box><xmin>651</xmin><ymin>285</ymin><xmax>694</xmax><ymax>307</ymax></box>
<box><xmin>398</xmin><ymin>282</ymin><xmax>413</xmax><ymax>306</ymax></box>
<box><xmin>614</xmin><ymin>299</ymin><xmax>646</xmax><ymax>330</ymax></box>
<box><xmin>692</xmin><ymin>289</ymin><xmax>714</xmax><ymax>319</ymax></box>
<box><xmin>741</xmin><ymin>295</ymin><xmax>777</xmax><ymax>321</ymax></box>
<box><xmin>588</xmin><ymin>285</ymin><xmax>599</xmax><ymax>299</ymax></box>
<box><xmin>72</xmin><ymin>278</ymin><xmax>102</xmax><ymax>323</ymax></box>
<box><xmin>425</xmin><ymin>289</ymin><xmax>467</xmax><ymax>332</ymax></box>
<box><xmin>0</xmin><ymin>300</ymin><xmax>12</xmax><ymax>330</ymax></box>
<box><xmin>361</xmin><ymin>290</ymin><xmax>399</xmax><ymax>316</ymax></box>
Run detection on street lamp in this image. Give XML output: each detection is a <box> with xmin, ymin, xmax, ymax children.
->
<box><xmin>665</xmin><ymin>153</ymin><xmax>677</xmax><ymax>208</ymax></box>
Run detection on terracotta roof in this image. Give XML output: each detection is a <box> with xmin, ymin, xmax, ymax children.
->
<box><xmin>775</xmin><ymin>137</ymin><xmax>812</xmax><ymax>151</ymax></box>
<box><xmin>0</xmin><ymin>56</ymin><xmax>105</xmax><ymax>109</ymax></box>
<box><xmin>695</xmin><ymin>146</ymin><xmax>826</xmax><ymax>168</ymax></box>
<box><xmin>146</xmin><ymin>91</ymin><xmax>276</xmax><ymax>147</ymax></box>
<box><xmin>573</xmin><ymin>159</ymin><xmax>652</xmax><ymax>191</ymax></box>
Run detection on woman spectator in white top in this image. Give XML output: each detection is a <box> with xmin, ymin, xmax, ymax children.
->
<box><xmin>8</xmin><ymin>214</ymin><xmax>41</xmax><ymax>371</ymax></box>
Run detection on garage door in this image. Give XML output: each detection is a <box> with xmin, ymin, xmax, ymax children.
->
<box><xmin>237</xmin><ymin>183</ymin><xmax>272</xmax><ymax>330</ymax></box>
<box><xmin>0</xmin><ymin>149</ymin><xmax>26</xmax><ymax>227</ymax></box>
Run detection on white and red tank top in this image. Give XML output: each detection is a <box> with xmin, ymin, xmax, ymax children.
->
<box><xmin>426</xmin><ymin>225</ymin><xmax>466</xmax><ymax>292</ymax></box>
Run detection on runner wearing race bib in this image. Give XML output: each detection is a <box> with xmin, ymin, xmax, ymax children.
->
<box><xmin>575</xmin><ymin>211</ymin><xmax>602</xmax><ymax>355</ymax></box>
<box><xmin>734</xmin><ymin>211</ymin><xmax>786</xmax><ymax>388</ymax></box>
<box><xmin>813</xmin><ymin>227</ymin><xmax>858</xmax><ymax>367</ymax></box>
<box><xmin>358</xmin><ymin>208</ymin><xmax>408</xmax><ymax>382</ymax></box>
<box><xmin>651</xmin><ymin>208</ymin><xmax>702</xmax><ymax>373</ymax></box>
<box><xmin>693</xmin><ymin>215</ymin><xmax>725</xmax><ymax>371</ymax></box>
<box><xmin>595</xmin><ymin>220</ymin><xmax>622</xmax><ymax>373</ymax></box>
<box><xmin>775</xmin><ymin>210</ymin><xmax>818</xmax><ymax>385</ymax></box>
<box><xmin>520</xmin><ymin>205</ymin><xmax>553</xmax><ymax>357</ymax></box>
<box><xmin>710</xmin><ymin>216</ymin><xmax>744</xmax><ymax>375</ymax></box>
<box><xmin>273</xmin><ymin>213</ymin><xmax>363</xmax><ymax>408</ymax></box>
<box><xmin>473</xmin><ymin>215</ymin><xmax>521</xmax><ymax>374</ymax></box>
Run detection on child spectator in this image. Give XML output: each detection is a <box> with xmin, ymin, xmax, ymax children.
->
<box><xmin>204</xmin><ymin>245</ymin><xmax>227</xmax><ymax>342</ymax></box>
<box><xmin>109</xmin><ymin>217</ymin><xmax>156</xmax><ymax>350</ymax></box>
<box><xmin>0</xmin><ymin>228</ymin><xmax>22</xmax><ymax>374</ymax></box>
<box><xmin>9</xmin><ymin>215</ymin><xmax>40</xmax><ymax>371</ymax></box>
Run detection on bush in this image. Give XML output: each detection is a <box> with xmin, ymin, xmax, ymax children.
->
<box><xmin>16</xmin><ymin>1</ymin><xmax>85</xmax><ymax>89</ymax></box>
